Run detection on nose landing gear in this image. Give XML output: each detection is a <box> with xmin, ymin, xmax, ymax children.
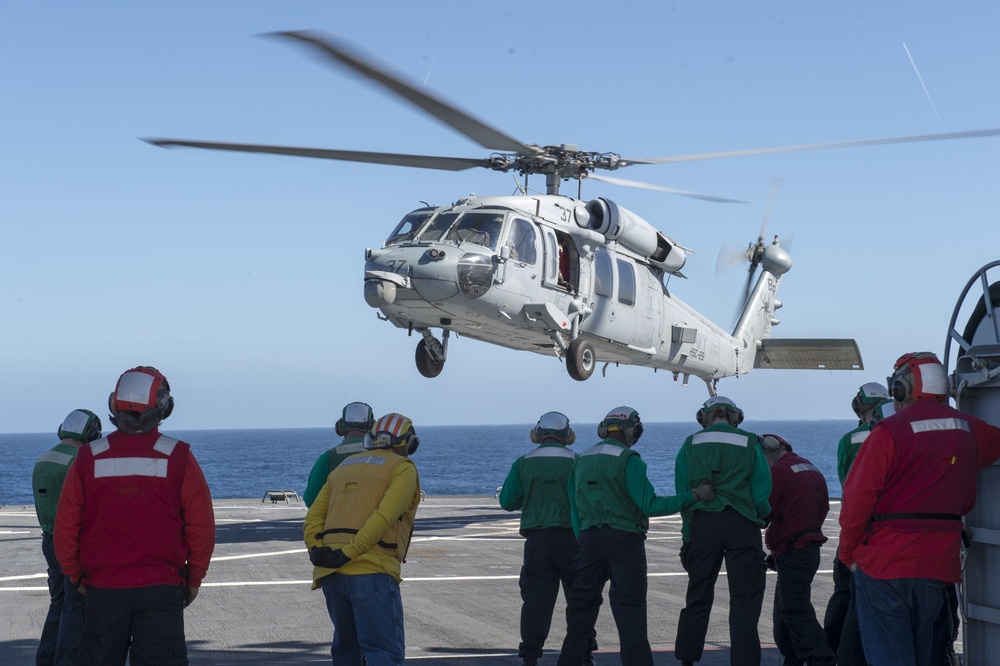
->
<box><xmin>415</xmin><ymin>329</ymin><xmax>449</xmax><ymax>378</ymax></box>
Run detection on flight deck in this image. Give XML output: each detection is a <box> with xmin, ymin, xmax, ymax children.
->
<box><xmin>1</xmin><ymin>497</ymin><xmax>897</xmax><ymax>665</ymax></box>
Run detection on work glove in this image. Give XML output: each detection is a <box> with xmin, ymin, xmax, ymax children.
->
<box><xmin>692</xmin><ymin>480</ymin><xmax>715</xmax><ymax>502</ymax></box>
<box><xmin>765</xmin><ymin>554</ymin><xmax>776</xmax><ymax>571</ymax></box>
<box><xmin>309</xmin><ymin>546</ymin><xmax>351</xmax><ymax>570</ymax></box>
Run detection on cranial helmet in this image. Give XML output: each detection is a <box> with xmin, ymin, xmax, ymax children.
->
<box><xmin>530</xmin><ymin>411</ymin><xmax>576</xmax><ymax>445</ymax></box>
<box><xmin>851</xmin><ymin>382</ymin><xmax>890</xmax><ymax>418</ymax></box>
<box><xmin>760</xmin><ymin>433</ymin><xmax>791</xmax><ymax>454</ymax></box>
<box><xmin>336</xmin><ymin>402</ymin><xmax>375</xmax><ymax>436</ymax></box>
<box><xmin>58</xmin><ymin>409</ymin><xmax>103</xmax><ymax>443</ymax></box>
<box><xmin>108</xmin><ymin>366</ymin><xmax>174</xmax><ymax>434</ymax></box>
<box><xmin>869</xmin><ymin>400</ymin><xmax>896</xmax><ymax>428</ymax></box>
<box><xmin>888</xmin><ymin>352</ymin><xmax>949</xmax><ymax>404</ymax></box>
<box><xmin>365</xmin><ymin>413</ymin><xmax>420</xmax><ymax>455</ymax></box>
<box><xmin>696</xmin><ymin>396</ymin><xmax>744</xmax><ymax>427</ymax></box>
<box><xmin>598</xmin><ymin>406</ymin><xmax>643</xmax><ymax>446</ymax></box>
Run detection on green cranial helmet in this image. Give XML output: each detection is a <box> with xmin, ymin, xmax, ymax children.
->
<box><xmin>58</xmin><ymin>409</ymin><xmax>103</xmax><ymax>443</ymax></box>
<box><xmin>696</xmin><ymin>396</ymin><xmax>744</xmax><ymax>427</ymax></box>
<box><xmin>598</xmin><ymin>406</ymin><xmax>644</xmax><ymax>446</ymax></box>
<box><xmin>335</xmin><ymin>402</ymin><xmax>375</xmax><ymax>436</ymax></box>
<box><xmin>530</xmin><ymin>411</ymin><xmax>576</xmax><ymax>445</ymax></box>
<box><xmin>852</xmin><ymin>382</ymin><xmax>890</xmax><ymax>418</ymax></box>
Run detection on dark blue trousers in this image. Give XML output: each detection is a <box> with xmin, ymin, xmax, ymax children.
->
<box><xmin>772</xmin><ymin>543</ymin><xmax>836</xmax><ymax>666</ymax></box>
<box><xmin>37</xmin><ymin>532</ymin><xmax>85</xmax><ymax>666</ymax></box>
<box><xmin>77</xmin><ymin>585</ymin><xmax>187</xmax><ymax>666</ymax></box>
<box><xmin>518</xmin><ymin>527</ymin><xmax>594</xmax><ymax>660</ymax></box>
<box><xmin>558</xmin><ymin>526</ymin><xmax>650</xmax><ymax>666</ymax></box>
<box><xmin>674</xmin><ymin>508</ymin><xmax>766</xmax><ymax>666</ymax></box>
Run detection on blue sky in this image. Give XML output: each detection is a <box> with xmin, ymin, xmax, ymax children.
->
<box><xmin>3</xmin><ymin>2</ymin><xmax>999</xmax><ymax>433</ymax></box>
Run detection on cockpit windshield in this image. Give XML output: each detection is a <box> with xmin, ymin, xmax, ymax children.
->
<box><xmin>444</xmin><ymin>211</ymin><xmax>505</xmax><ymax>251</ymax></box>
<box><xmin>385</xmin><ymin>208</ymin><xmax>435</xmax><ymax>246</ymax></box>
<box><xmin>417</xmin><ymin>211</ymin><xmax>461</xmax><ymax>242</ymax></box>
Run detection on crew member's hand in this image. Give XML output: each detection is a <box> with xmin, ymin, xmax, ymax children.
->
<box><xmin>184</xmin><ymin>586</ymin><xmax>199</xmax><ymax>607</ymax></box>
<box><xmin>850</xmin><ymin>562</ymin><xmax>858</xmax><ymax>573</ymax></box>
<box><xmin>764</xmin><ymin>554</ymin><xmax>776</xmax><ymax>571</ymax></box>
<box><xmin>309</xmin><ymin>546</ymin><xmax>352</xmax><ymax>570</ymax></box>
<box><xmin>693</xmin><ymin>480</ymin><xmax>715</xmax><ymax>502</ymax></box>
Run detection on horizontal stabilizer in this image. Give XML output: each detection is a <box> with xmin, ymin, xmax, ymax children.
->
<box><xmin>753</xmin><ymin>339</ymin><xmax>863</xmax><ymax>370</ymax></box>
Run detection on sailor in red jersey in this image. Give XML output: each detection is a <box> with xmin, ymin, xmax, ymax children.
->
<box><xmin>839</xmin><ymin>352</ymin><xmax>1000</xmax><ymax>665</ymax></box>
<box><xmin>54</xmin><ymin>366</ymin><xmax>215</xmax><ymax>666</ymax></box>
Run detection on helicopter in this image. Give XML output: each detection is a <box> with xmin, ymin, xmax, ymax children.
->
<box><xmin>146</xmin><ymin>31</ymin><xmax>1000</xmax><ymax>394</ymax></box>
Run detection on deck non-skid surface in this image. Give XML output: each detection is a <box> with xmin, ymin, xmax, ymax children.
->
<box><xmin>3</xmin><ymin>497</ymin><xmax>852</xmax><ymax>664</ymax></box>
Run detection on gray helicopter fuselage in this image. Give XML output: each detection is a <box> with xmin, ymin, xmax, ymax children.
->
<box><xmin>363</xmin><ymin>194</ymin><xmax>780</xmax><ymax>383</ymax></box>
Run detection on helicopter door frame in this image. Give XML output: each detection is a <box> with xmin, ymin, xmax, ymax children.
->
<box><xmin>540</xmin><ymin>227</ymin><xmax>579</xmax><ymax>294</ymax></box>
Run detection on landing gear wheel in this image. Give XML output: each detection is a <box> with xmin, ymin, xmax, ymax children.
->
<box><xmin>567</xmin><ymin>338</ymin><xmax>596</xmax><ymax>381</ymax></box>
<box><xmin>415</xmin><ymin>338</ymin><xmax>445</xmax><ymax>378</ymax></box>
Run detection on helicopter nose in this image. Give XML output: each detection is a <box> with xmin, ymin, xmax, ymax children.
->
<box><xmin>364</xmin><ymin>279</ymin><xmax>397</xmax><ymax>307</ymax></box>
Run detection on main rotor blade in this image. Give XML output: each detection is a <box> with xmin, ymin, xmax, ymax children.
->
<box><xmin>144</xmin><ymin>139</ymin><xmax>491</xmax><ymax>171</ymax></box>
<box><xmin>269</xmin><ymin>30</ymin><xmax>532</xmax><ymax>155</ymax></box>
<box><xmin>586</xmin><ymin>173</ymin><xmax>747</xmax><ymax>203</ymax></box>
<box><xmin>637</xmin><ymin>127</ymin><xmax>1000</xmax><ymax>164</ymax></box>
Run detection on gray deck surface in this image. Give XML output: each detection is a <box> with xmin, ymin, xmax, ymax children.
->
<box><xmin>0</xmin><ymin>497</ymin><xmax>880</xmax><ymax>664</ymax></box>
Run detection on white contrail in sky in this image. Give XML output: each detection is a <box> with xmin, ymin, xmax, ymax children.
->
<box><xmin>903</xmin><ymin>42</ymin><xmax>949</xmax><ymax>131</ymax></box>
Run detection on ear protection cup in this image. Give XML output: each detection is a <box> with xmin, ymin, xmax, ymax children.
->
<box><xmin>335</xmin><ymin>419</ymin><xmax>348</xmax><ymax>437</ymax></box>
<box><xmin>732</xmin><ymin>408</ymin><xmax>745</xmax><ymax>426</ymax></box>
<box><xmin>695</xmin><ymin>409</ymin><xmax>706</xmax><ymax>428</ymax></box>
<box><xmin>891</xmin><ymin>376</ymin><xmax>910</xmax><ymax>403</ymax></box>
<box><xmin>597</xmin><ymin>421</ymin><xmax>609</xmax><ymax>439</ymax></box>
<box><xmin>530</xmin><ymin>428</ymin><xmax>540</xmax><ymax>444</ymax></box>
<box><xmin>406</xmin><ymin>431</ymin><xmax>420</xmax><ymax>455</ymax></box>
<box><xmin>631</xmin><ymin>420</ymin><xmax>644</xmax><ymax>444</ymax></box>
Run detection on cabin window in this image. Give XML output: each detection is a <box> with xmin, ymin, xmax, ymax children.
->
<box><xmin>444</xmin><ymin>211</ymin><xmax>504</xmax><ymax>250</ymax></box>
<box><xmin>385</xmin><ymin>208</ymin><xmax>435</xmax><ymax>246</ymax></box>
<box><xmin>617</xmin><ymin>259</ymin><xmax>636</xmax><ymax>306</ymax></box>
<box><xmin>594</xmin><ymin>249</ymin><xmax>613</xmax><ymax>298</ymax></box>
<box><xmin>418</xmin><ymin>211</ymin><xmax>461</xmax><ymax>242</ymax></box>
<box><xmin>505</xmin><ymin>218</ymin><xmax>537</xmax><ymax>264</ymax></box>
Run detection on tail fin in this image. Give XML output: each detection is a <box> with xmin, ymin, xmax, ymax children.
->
<box><xmin>731</xmin><ymin>240</ymin><xmax>792</xmax><ymax>374</ymax></box>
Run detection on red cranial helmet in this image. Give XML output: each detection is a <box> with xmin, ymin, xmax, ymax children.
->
<box><xmin>108</xmin><ymin>366</ymin><xmax>174</xmax><ymax>434</ymax></box>
<box><xmin>888</xmin><ymin>352</ymin><xmax>949</xmax><ymax>404</ymax></box>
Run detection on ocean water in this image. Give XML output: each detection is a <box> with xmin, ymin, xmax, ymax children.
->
<box><xmin>0</xmin><ymin>420</ymin><xmax>857</xmax><ymax>506</ymax></box>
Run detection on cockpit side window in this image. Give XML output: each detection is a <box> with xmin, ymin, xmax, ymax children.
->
<box><xmin>617</xmin><ymin>258</ymin><xmax>636</xmax><ymax>306</ymax></box>
<box><xmin>505</xmin><ymin>218</ymin><xmax>537</xmax><ymax>264</ymax></box>
<box><xmin>444</xmin><ymin>211</ymin><xmax>504</xmax><ymax>250</ymax></box>
<box><xmin>385</xmin><ymin>208</ymin><xmax>435</xmax><ymax>246</ymax></box>
<box><xmin>418</xmin><ymin>211</ymin><xmax>461</xmax><ymax>242</ymax></box>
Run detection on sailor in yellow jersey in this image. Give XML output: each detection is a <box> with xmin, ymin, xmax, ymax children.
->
<box><xmin>304</xmin><ymin>413</ymin><xmax>421</xmax><ymax>666</ymax></box>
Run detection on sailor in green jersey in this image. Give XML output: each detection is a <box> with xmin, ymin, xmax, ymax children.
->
<box><xmin>823</xmin><ymin>382</ymin><xmax>890</xmax><ymax>665</ymax></box>
<box><xmin>32</xmin><ymin>409</ymin><xmax>102</xmax><ymax>666</ymax></box>
<box><xmin>303</xmin><ymin>402</ymin><xmax>375</xmax><ymax>507</ymax></box>
<box><xmin>499</xmin><ymin>412</ymin><xmax>595</xmax><ymax>666</ymax></box>
<box><xmin>557</xmin><ymin>406</ymin><xmax>715</xmax><ymax>666</ymax></box>
<box><xmin>674</xmin><ymin>396</ymin><xmax>771</xmax><ymax>666</ymax></box>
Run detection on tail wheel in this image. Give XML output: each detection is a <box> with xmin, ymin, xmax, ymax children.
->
<box><xmin>567</xmin><ymin>338</ymin><xmax>596</xmax><ymax>381</ymax></box>
<box><xmin>415</xmin><ymin>338</ymin><xmax>445</xmax><ymax>378</ymax></box>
